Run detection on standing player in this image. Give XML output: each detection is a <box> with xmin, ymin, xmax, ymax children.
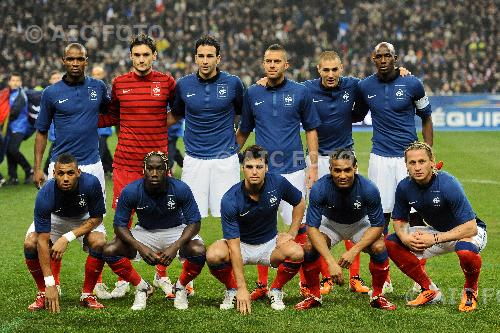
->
<box><xmin>385</xmin><ymin>142</ymin><xmax>487</xmax><ymax>312</ymax></box>
<box><xmin>102</xmin><ymin>151</ymin><xmax>205</xmax><ymax>310</ymax></box>
<box><xmin>297</xmin><ymin>148</ymin><xmax>395</xmax><ymax>310</ymax></box>
<box><xmin>170</xmin><ymin>35</ymin><xmax>244</xmax><ymax>218</ymax></box>
<box><xmin>98</xmin><ymin>34</ymin><xmax>177</xmax><ymax>298</ymax></box>
<box><xmin>24</xmin><ymin>153</ymin><xmax>107</xmax><ymax>312</ymax></box>
<box><xmin>206</xmin><ymin>145</ymin><xmax>305</xmax><ymax>314</ymax></box>
<box><xmin>357</xmin><ymin>42</ymin><xmax>433</xmax><ymax>292</ymax></box>
<box><xmin>236</xmin><ymin>44</ymin><xmax>320</xmax><ymax>299</ymax></box>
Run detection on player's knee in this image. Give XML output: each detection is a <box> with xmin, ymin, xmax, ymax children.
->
<box><xmin>287</xmin><ymin>243</ymin><xmax>304</xmax><ymax>262</ymax></box>
<box><xmin>183</xmin><ymin>240</ymin><xmax>206</xmax><ymax>258</ymax></box>
<box><xmin>206</xmin><ymin>241</ymin><xmax>229</xmax><ymax>264</ymax></box>
<box><xmin>370</xmin><ymin>239</ymin><xmax>386</xmax><ymax>254</ymax></box>
<box><xmin>86</xmin><ymin>232</ymin><xmax>106</xmax><ymax>250</ymax></box>
<box><xmin>102</xmin><ymin>242</ymin><xmax>119</xmax><ymax>257</ymax></box>
<box><xmin>24</xmin><ymin>233</ymin><xmax>38</xmax><ymax>256</ymax></box>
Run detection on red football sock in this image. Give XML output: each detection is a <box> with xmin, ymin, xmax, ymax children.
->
<box><xmin>420</xmin><ymin>258</ymin><xmax>427</xmax><ymax>274</ymax></box>
<box><xmin>96</xmin><ymin>271</ymin><xmax>103</xmax><ymax>284</ymax></box>
<box><xmin>270</xmin><ymin>260</ymin><xmax>302</xmax><ymax>290</ymax></box>
<box><xmin>209</xmin><ymin>263</ymin><xmax>237</xmax><ymax>289</ymax></box>
<box><xmin>82</xmin><ymin>255</ymin><xmax>105</xmax><ymax>294</ymax></box>
<box><xmin>369</xmin><ymin>258</ymin><xmax>390</xmax><ymax>297</ymax></box>
<box><xmin>299</xmin><ymin>266</ymin><xmax>307</xmax><ymax>285</ymax></box>
<box><xmin>302</xmin><ymin>258</ymin><xmax>321</xmax><ymax>298</ymax></box>
<box><xmin>108</xmin><ymin>257</ymin><xmax>142</xmax><ymax>286</ymax></box>
<box><xmin>386</xmin><ymin>238</ymin><xmax>431</xmax><ymax>289</ymax></box>
<box><xmin>155</xmin><ymin>260</ymin><xmax>168</xmax><ymax>278</ymax></box>
<box><xmin>50</xmin><ymin>258</ymin><xmax>62</xmax><ymax>285</ymax></box>
<box><xmin>257</xmin><ymin>265</ymin><xmax>269</xmax><ymax>285</ymax></box>
<box><xmin>179</xmin><ymin>259</ymin><xmax>203</xmax><ymax>286</ymax></box>
<box><xmin>26</xmin><ymin>258</ymin><xmax>45</xmax><ymax>292</ymax></box>
<box><xmin>345</xmin><ymin>240</ymin><xmax>360</xmax><ymax>278</ymax></box>
<box><xmin>319</xmin><ymin>256</ymin><xmax>330</xmax><ymax>278</ymax></box>
<box><xmin>457</xmin><ymin>250</ymin><xmax>482</xmax><ymax>291</ymax></box>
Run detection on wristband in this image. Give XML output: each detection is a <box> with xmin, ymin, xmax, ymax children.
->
<box><xmin>63</xmin><ymin>231</ymin><xmax>76</xmax><ymax>242</ymax></box>
<box><xmin>44</xmin><ymin>275</ymin><xmax>56</xmax><ymax>287</ymax></box>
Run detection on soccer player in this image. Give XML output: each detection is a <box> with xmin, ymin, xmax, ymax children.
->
<box><xmin>296</xmin><ymin>148</ymin><xmax>396</xmax><ymax>310</ymax></box>
<box><xmin>24</xmin><ymin>153</ymin><xmax>107</xmax><ymax>312</ymax></box>
<box><xmin>385</xmin><ymin>142</ymin><xmax>487</xmax><ymax>312</ymax></box>
<box><xmin>98</xmin><ymin>34</ymin><xmax>177</xmax><ymax>298</ymax></box>
<box><xmin>170</xmin><ymin>35</ymin><xmax>244</xmax><ymax>218</ymax></box>
<box><xmin>206</xmin><ymin>145</ymin><xmax>306</xmax><ymax>314</ymax></box>
<box><xmin>32</xmin><ymin>43</ymin><xmax>114</xmax><ymax>298</ymax></box>
<box><xmin>102</xmin><ymin>151</ymin><xmax>205</xmax><ymax>310</ymax></box>
<box><xmin>357</xmin><ymin>42</ymin><xmax>434</xmax><ymax>292</ymax></box>
<box><xmin>236</xmin><ymin>44</ymin><xmax>320</xmax><ymax>299</ymax></box>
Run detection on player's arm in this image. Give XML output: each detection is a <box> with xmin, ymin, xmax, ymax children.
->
<box><xmin>236</xmin><ymin>91</ymin><xmax>255</xmax><ymax>150</ymax></box>
<box><xmin>412</xmin><ymin>78</ymin><xmax>433</xmax><ymax>146</ymax></box>
<box><xmin>393</xmin><ymin>218</ymin><xmax>422</xmax><ymax>252</ymax></box>
<box><xmin>305</xmin><ymin>129</ymin><xmax>319</xmax><ymax>188</ymax></box>
<box><xmin>287</xmin><ymin>197</ymin><xmax>305</xmax><ymax>238</ymax></box>
<box><xmin>159</xmin><ymin>221</ymin><xmax>201</xmax><ymax>266</ymax></box>
<box><xmin>98</xmin><ymin>79</ymin><xmax>120</xmax><ymax>127</ymax></box>
<box><xmin>430</xmin><ymin>219</ymin><xmax>477</xmax><ymax>244</ymax></box>
<box><xmin>421</xmin><ymin>115</ymin><xmax>433</xmax><ymax>146</ymax></box>
<box><xmin>37</xmin><ymin>232</ymin><xmax>59</xmax><ymax>313</ymax></box>
<box><xmin>227</xmin><ymin>237</ymin><xmax>251</xmax><ymax>314</ymax></box>
<box><xmin>169</xmin><ymin>82</ymin><xmax>185</xmax><ymax>127</ymax></box>
<box><xmin>167</xmin><ymin>111</ymin><xmax>182</xmax><ymax>127</ymax></box>
<box><xmin>33</xmin><ymin>130</ymin><xmax>48</xmax><ymax>188</ymax></box>
<box><xmin>338</xmin><ymin>226</ymin><xmax>383</xmax><ymax>268</ymax></box>
<box><xmin>51</xmin><ymin>216</ymin><xmax>103</xmax><ymax>261</ymax></box>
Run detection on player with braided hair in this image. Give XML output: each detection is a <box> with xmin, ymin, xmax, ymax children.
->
<box><xmin>386</xmin><ymin>142</ymin><xmax>487</xmax><ymax>311</ymax></box>
<box><xmin>102</xmin><ymin>151</ymin><xmax>205</xmax><ymax>310</ymax></box>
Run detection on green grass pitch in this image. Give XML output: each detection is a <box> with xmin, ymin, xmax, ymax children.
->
<box><xmin>0</xmin><ymin>131</ymin><xmax>499</xmax><ymax>332</ymax></box>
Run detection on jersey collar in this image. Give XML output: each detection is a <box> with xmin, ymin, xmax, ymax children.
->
<box><xmin>196</xmin><ymin>68</ymin><xmax>220</xmax><ymax>83</ymax></box>
<box><xmin>319</xmin><ymin>77</ymin><xmax>344</xmax><ymax>91</ymax></box>
<box><xmin>266</xmin><ymin>77</ymin><xmax>287</xmax><ymax>90</ymax></box>
<box><xmin>62</xmin><ymin>74</ymin><xmax>87</xmax><ymax>86</ymax></box>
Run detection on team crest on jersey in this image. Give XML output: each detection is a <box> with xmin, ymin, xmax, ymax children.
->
<box><xmin>342</xmin><ymin>91</ymin><xmax>350</xmax><ymax>102</ymax></box>
<box><xmin>217</xmin><ymin>84</ymin><xmax>228</xmax><ymax>99</ymax></box>
<box><xmin>283</xmin><ymin>93</ymin><xmax>294</xmax><ymax>107</ymax></box>
<box><xmin>151</xmin><ymin>82</ymin><xmax>162</xmax><ymax>97</ymax></box>
<box><xmin>78</xmin><ymin>195</ymin><xmax>87</xmax><ymax>207</ymax></box>
<box><xmin>88</xmin><ymin>88</ymin><xmax>98</xmax><ymax>101</ymax></box>
<box><xmin>167</xmin><ymin>197</ymin><xmax>176</xmax><ymax>210</ymax></box>
<box><xmin>395</xmin><ymin>85</ymin><xmax>406</xmax><ymax>100</ymax></box>
<box><xmin>353</xmin><ymin>200</ymin><xmax>362</xmax><ymax>210</ymax></box>
<box><xmin>432</xmin><ymin>196</ymin><xmax>441</xmax><ymax>206</ymax></box>
<box><xmin>269</xmin><ymin>194</ymin><xmax>278</xmax><ymax>205</ymax></box>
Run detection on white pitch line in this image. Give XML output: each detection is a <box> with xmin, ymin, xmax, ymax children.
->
<box><xmin>461</xmin><ymin>179</ymin><xmax>500</xmax><ymax>185</ymax></box>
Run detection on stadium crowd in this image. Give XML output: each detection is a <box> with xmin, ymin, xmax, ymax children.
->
<box><xmin>0</xmin><ymin>0</ymin><xmax>497</xmax><ymax>93</ymax></box>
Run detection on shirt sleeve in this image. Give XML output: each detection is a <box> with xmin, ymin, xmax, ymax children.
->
<box><xmin>171</xmin><ymin>82</ymin><xmax>185</xmax><ymax>118</ymax></box>
<box><xmin>87</xmin><ymin>177</ymin><xmax>106</xmax><ymax>218</ymax></box>
<box><xmin>306</xmin><ymin>183</ymin><xmax>324</xmax><ymax>228</ymax></box>
<box><xmin>445</xmin><ymin>176</ymin><xmax>476</xmax><ymax>224</ymax></box>
<box><xmin>178</xmin><ymin>182</ymin><xmax>202</xmax><ymax>225</ymax></box>
<box><xmin>221</xmin><ymin>194</ymin><xmax>240</xmax><ymax>240</ymax></box>
<box><xmin>411</xmin><ymin>77</ymin><xmax>432</xmax><ymax>118</ymax></box>
<box><xmin>364</xmin><ymin>183</ymin><xmax>385</xmax><ymax>227</ymax></box>
<box><xmin>167</xmin><ymin>76</ymin><xmax>177</xmax><ymax>111</ymax></box>
<box><xmin>35</xmin><ymin>88</ymin><xmax>54</xmax><ymax>132</ymax></box>
<box><xmin>280</xmin><ymin>176</ymin><xmax>303</xmax><ymax>207</ymax></box>
<box><xmin>238</xmin><ymin>90</ymin><xmax>255</xmax><ymax>133</ymax></box>
<box><xmin>352</xmin><ymin>80</ymin><xmax>370</xmax><ymax>121</ymax></box>
<box><xmin>113</xmin><ymin>186</ymin><xmax>136</xmax><ymax>228</ymax></box>
<box><xmin>299</xmin><ymin>86</ymin><xmax>321</xmax><ymax>131</ymax></box>
<box><xmin>233</xmin><ymin>77</ymin><xmax>245</xmax><ymax>116</ymax></box>
<box><xmin>392</xmin><ymin>182</ymin><xmax>410</xmax><ymax>222</ymax></box>
<box><xmin>98</xmin><ymin>80</ymin><xmax>111</xmax><ymax>115</ymax></box>
<box><xmin>98</xmin><ymin>78</ymin><xmax>120</xmax><ymax>127</ymax></box>
<box><xmin>33</xmin><ymin>185</ymin><xmax>54</xmax><ymax>233</ymax></box>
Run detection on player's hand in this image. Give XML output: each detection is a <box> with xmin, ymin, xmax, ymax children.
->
<box><xmin>399</xmin><ymin>67</ymin><xmax>412</xmax><ymax>77</ymax></box>
<box><xmin>138</xmin><ymin>245</ymin><xmax>160</xmax><ymax>266</ymax></box>
<box><xmin>276</xmin><ymin>232</ymin><xmax>293</xmax><ymax>245</ymax></box>
<box><xmin>159</xmin><ymin>244</ymin><xmax>180</xmax><ymax>266</ymax></box>
<box><xmin>338</xmin><ymin>249</ymin><xmax>358</xmax><ymax>269</ymax></box>
<box><xmin>412</xmin><ymin>232</ymin><xmax>435</xmax><ymax>250</ymax></box>
<box><xmin>307</xmin><ymin>166</ymin><xmax>318</xmax><ymax>189</ymax></box>
<box><xmin>51</xmin><ymin>238</ymin><xmax>69</xmax><ymax>261</ymax></box>
<box><xmin>34</xmin><ymin>169</ymin><xmax>46</xmax><ymax>189</ymax></box>
<box><xmin>402</xmin><ymin>233</ymin><xmax>424</xmax><ymax>252</ymax></box>
<box><xmin>256</xmin><ymin>77</ymin><xmax>268</xmax><ymax>87</ymax></box>
<box><xmin>236</xmin><ymin>287</ymin><xmax>251</xmax><ymax>315</ymax></box>
<box><xmin>328</xmin><ymin>260</ymin><xmax>344</xmax><ymax>286</ymax></box>
<box><xmin>45</xmin><ymin>285</ymin><xmax>60</xmax><ymax>313</ymax></box>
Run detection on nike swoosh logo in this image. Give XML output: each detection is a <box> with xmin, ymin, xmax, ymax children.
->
<box><xmin>254</xmin><ymin>101</ymin><xmax>264</xmax><ymax>106</ymax></box>
<box><xmin>409</xmin><ymin>201</ymin><xmax>417</xmax><ymax>205</ymax></box>
<box><xmin>239</xmin><ymin>210</ymin><xmax>251</xmax><ymax>217</ymax></box>
<box><xmin>312</xmin><ymin>99</ymin><xmax>323</xmax><ymax>103</ymax></box>
<box><xmin>122</xmin><ymin>89</ymin><xmax>131</xmax><ymax>93</ymax></box>
<box><xmin>58</xmin><ymin>99</ymin><xmax>68</xmax><ymax>104</ymax></box>
<box><xmin>187</xmin><ymin>93</ymin><xmax>196</xmax><ymax>97</ymax></box>
<box><xmin>368</xmin><ymin>95</ymin><xmax>376</xmax><ymax>99</ymax></box>
<box><xmin>137</xmin><ymin>206</ymin><xmax>148</xmax><ymax>210</ymax></box>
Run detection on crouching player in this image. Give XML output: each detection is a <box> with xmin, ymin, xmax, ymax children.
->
<box><xmin>24</xmin><ymin>153</ymin><xmax>107</xmax><ymax>312</ymax></box>
<box><xmin>102</xmin><ymin>151</ymin><xmax>205</xmax><ymax>310</ymax></box>
<box><xmin>206</xmin><ymin>145</ymin><xmax>305</xmax><ymax>314</ymax></box>
<box><xmin>298</xmin><ymin>148</ymin><xmax>396</xmax><ymax>310</ymax></box>
<box><xmin>385</xmin><ymin>142</ymin><xmax>487</xmax><ymax>312</ymax></box>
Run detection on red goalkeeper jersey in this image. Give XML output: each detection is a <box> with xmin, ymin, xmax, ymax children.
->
<box><xmin>99</xmin><ymin>70</ymin><xmax>176</xmax><ymax>172</ymax></box>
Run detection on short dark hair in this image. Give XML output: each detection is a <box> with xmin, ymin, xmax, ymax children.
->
<box><xmin>130</xmin><ymin>33</ymin><xmax>157</xmax><ymax>53</ymax></box>
<box><xmin>241</xmin><ymin>145</ymin><xmax>268</xmax><ymax>165</ymax></box>
<box><xmin>9</xmin><ymin>72</ymin><xmax>21</xmax><ymax>80</ymax></box>
<box><xmin>195</xmin><ymin>35</ymin><xmax>220</xmax><ymax>56</ymax></box>
<box><xmin>55</xmin><ymin>152</ymin><xmax>78</xmax><ymax>166</ymax></box>
<box><xmin>144</xmin><ymin>151</ymin><xmax>169</xmax><ymax>171</ymax></box>
<box><xmin>329</xmin><ymin>148</ymin><xmax>357</xmax><ymax>167</ymax></box>
<box><xmin>64</xmin><ymin>43</ymin><xmax>87</xmax><ymax>58</ymax></box>
<box><xmin>266</xmin><ymin>44</ymin><xmax>286</xmax><ymax>53</ymax></box>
